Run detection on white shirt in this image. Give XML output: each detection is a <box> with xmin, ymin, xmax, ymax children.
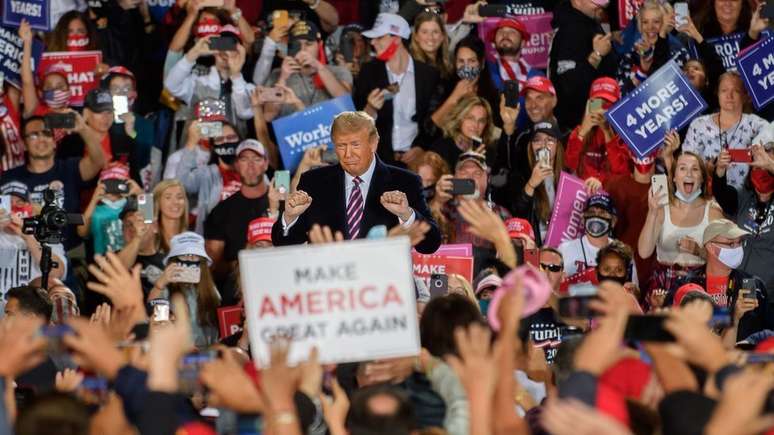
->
<box><xmin>558</xmin><ymin>235</ymin><xmax>638</xmax><ymax>282</ymax></box>
<box><xmin>283</xmin><ymin>157</ymin><xmax>416</xmax><ymax>233</ymax></box>
<box><xmin>0</xmin><ymin>232</ymin><xmax>67</xmax><ymax>297</ymax></box>
<box><xmin>387</xmin><ymin>57</ymin><xmax>418</xmax><ymax>152</ymax></box>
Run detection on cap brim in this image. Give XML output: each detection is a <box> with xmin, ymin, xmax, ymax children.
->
<box><xmin>362</xmin><ymin>29</ymin><xmax>386</xmax><ymax>39</ymax></box>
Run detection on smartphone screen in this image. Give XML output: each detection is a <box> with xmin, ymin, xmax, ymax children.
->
<box><xmin>272</xmin><ymin>9</ymin><xmax>289</xmax><ymax>28</ymax></box>
<box><xmin>588</xmin><ymin>98</ymin><xmax>604</xmax><ymax>113</ymax></box>
<box><xmin>624</xmin><ymin>315</ymin><xmax>675</xmax><ymax>342</ymax></box>
<box><xmin>558</xmin><ymin>295</ymin><xmax>599</xmax><ymax>318</ymax></box>
<box><xmin>674</xmin><ymin>2</ymin><xmax>689</xmax><ymax>24</ymax></box>
<box><xmin>274</xmin><ymin>170</ymin><xmax>290</xmax><ymax>195</ymax></box>
<box><xmin>137</xmin><ymin>194</ymin><xmax>154</xmax><ymax>224</ymax></box>
<box><xmin>504</xmin><ymin>80</ymin><xmax>520</xmax><ymax>108</ymax></box>
<box><xmin>113</xmin><ymin>95</ymin><xmax>129</xmax><ymax>123</ymax></box>
<box><xmin>450</xmin><ymin>178</ymin><xmax>476</xmax><ymax>196</ymax></box>
<box><xmin>0</xmin><ymin>195</ymin><xmax>11</xmax><ymax>214</ymax></box>
<box><xmin>103</xmin><ymin>179</ymin><xmax>129</xmax><ymax>195</ymax></box>
<box><xmin>210</xmin><ymin>36</ymin><xmax>237</xmax><ymax>52</ymax></box>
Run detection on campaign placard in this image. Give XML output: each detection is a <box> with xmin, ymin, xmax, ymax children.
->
<box><xmin>411</xmin><ymin>253</ymin><xmax>474</xmax><ymax>287</ymax></box>
<box><xmin>737</xmin><ymin>35</ymin><xmax>774</xmax><ymax>110</ymax></box>
<box><xmin>618</xmin><ymin>0</ymin><xmax>645</xmax><ymax>28</ymax></box>
<box><xmin>146</xmin><ymin>0</ymin><xmax>173</xmax><ymax>22</ymax></box>
<box><xmin>606</xmin><ymin>60</ymin><xmax>707</xmax><ymax>159</ymax></box>
<box><xmin>272</xmin><ymin>94</ymin><xmax>355</xmax><ymax>173</ymax></box>
<box><xmin>478</xmin><ymin>14</ymin><xmax>553</xmax><ymax>69</ymax></box>
<box><xmin>38</xmin><ymin>51</ymin><xmax>102</xmax><ymax>107</ymax></box>
<box><xmin>426</xmin><ymin>243</ymin><xmax>472</xmax><ymax>257</ymax></box>
<box><xmin>544</xmin><ymin>172</ymin><xmax>589</xmax><ymax>248</ymax></box>
<box><xmin>239</xmin><ymin>237</ymin><xmax>419</xmax><ymax>366</ymax></box>
<box><xmin>2</xmin><ymin>0</ymin><xmax>49</xmax><ymax>31</ymax></box>
<box><xmin>0</xmin><ymin>24</ymin><xmax>43</xmax><ymax>88</ymax></box>
<box><xmin>217</xmin><ymin>305</ymin><xmax>244</xmax><ymax>339</ymax></box>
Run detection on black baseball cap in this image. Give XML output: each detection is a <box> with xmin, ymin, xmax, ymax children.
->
<box><xmin>85</xmin><ymin>88</ymin><xmax>114</xmax><ymax>113</ymax></box>
<box><xmin>531</xmin><ymin>120</ymin><xmax>562</xmax><ymax>140</ymax></box>
<box><xmin>585</xmin><ymin>194</ymin><xmax>617</xmax><ymax>216</ymax></box>
<box><xmin>289</xmin><ymin>20</ymin><xmax>321</xmax><ymax>42</ymax></box>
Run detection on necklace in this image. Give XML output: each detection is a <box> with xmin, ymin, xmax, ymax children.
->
<box><xmin>717</xmin><ymin>113</ymin><xmax>742</xmax><ymax>149</ymax></box>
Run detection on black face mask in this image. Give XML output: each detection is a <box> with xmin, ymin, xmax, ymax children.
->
<box><xmin>214</xmin><ymin>141</ymin><xmax>239</xmax><ymax>165</ymax></box>
<box><xmin>597</xmin><ymin>273</ymin><xmax>627</xmax><ymax>286</ymax></box>
<box><xmin>196</xmin><ymin>55</ymin><xmax>216</xmax><ymax>68</ymax></box>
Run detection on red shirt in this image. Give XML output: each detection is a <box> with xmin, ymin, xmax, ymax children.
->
<box><xmin>565</xmin><ymin>127</ymin><xmax>631</xmax><ymax>184</ymax></box>
<box><xmin>0</xmin><ymin>95</ymin><xmax>25</xmax><ymax>173</ymax></box>
<box><xmin>219</xmin><ymin>167</ymin><xmax>241</xmax><ymax>201</ymax></box>
<box><xmin>706</xmin><ymin>274</ymin><xmax>729</xmax><ymax>307</ymax></box>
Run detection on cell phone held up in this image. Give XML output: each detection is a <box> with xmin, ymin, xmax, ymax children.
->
<box><xmin>449</xmin><ymin>178</ymin><xmax>476</xmax><ymax>196</ymax></box>
<box><xmin>209</xmin><ymin>36</ymin><xmax>237</xmax><ymax>52</ymax></box>
<box><xmin>44</xmin><ymin>112</ymin><xmax>75</xmax><ymax>130</ymax></box>
<box><xmin>558</xmin><ymin>295</ymin><xmax>600</xmax><ymax>318</ymax></box>
<box><xmin>651</xmin><ymin>174</ymin><xmax>669</xmax><ymax>206</ymax></box>
<box><xmin>624</xmin><ymin>315</ymin><xmax>675</xmax><ymax>342</ymax></box>
<box><xmin>429</xmin><ymin>273</ymin><xmax>448</xmax><ymax>299</ymax></box>
<box><xmin>478</xmin><ymin>4</ymin><xmax>509</xmax><ymax>17</ymax></box>
<box><xmin>103</xmin><ymin>179</ymin><xmax>129</xmax><ymax>195</ymax></box>
<box><xmin>258</xmin><ymin>87</ymin><xmax>284</xmax><ymax>104</ymax></box>
<box><xmin>137</xmin><ymin>194</ymin><xmax>154</xmax><ymax>224</ymax></box>
<box><xmin>504</xmin><ymin>80</ymin><xmax>520</xmax><ymax>108</ymax></box>
<box><xmin>728</xmin><ymin>149</ymin><xmax>752</xmax><ymax>163</ymax></box>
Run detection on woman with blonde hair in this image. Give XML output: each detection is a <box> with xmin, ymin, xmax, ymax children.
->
<box><xmin>447</xmin><ymin>274</ymin><xmax>479</xmax><ymax>312</ymax></box>
<box><xmin>431</xmin><ymin>95</ymin><xmax>498</xmax><ymax>169</ymax></box>
<box><xmin>153</xmin><ymin>179</ymin><xmax>189</xmax><ymax>254</ymax></box>
<box><xmin>409</xmin><ymin>11</ymin><xmax>453</xmax><ymax>79</ymax></box>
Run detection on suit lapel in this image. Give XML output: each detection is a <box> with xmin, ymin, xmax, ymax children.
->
<box><xmin>360</xmin><ymin>159</ymin><xmax>392</xmax><ymax>236</ymax></box>
<box><xmin>331</xmin><ymin>166</ymin><xmax>347</xmax><ymax>236</ymax></box>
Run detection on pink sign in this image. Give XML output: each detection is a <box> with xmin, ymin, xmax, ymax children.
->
<box><xmin>421</xmin><ymin>243</ymin><xmax>473</xmax><ymax>257</ymax></box>
<box><xmin>411</xmin><ymin>254</ymin><xmax>474</xmax><ymax>286</ymax></box>
<box><xmin>544</xmin><ymin>172</ymin><xmax>589</xmax><ymax>248</ymax></box>
<box><xmin>477</xmin><ymin>14</ymin><xmax>554</xmax><ymax>69</ymax></box>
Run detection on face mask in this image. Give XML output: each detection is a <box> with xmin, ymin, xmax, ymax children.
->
<box><xmin>11</xmin><ymin>204</ymin><xmax>33</xmax><ymax>219</ymax></box>
<box><xmin>478</xmin><ymin>299</ymin><xmax>491</xmax><ymax>317</ymax></box>
<box><xmin>717</xmin><ymin>245</ymin><xmax>744</xmax><ymax>269</ymax></box>
<box><xmin>196</xmin><ymin>55</ymin><xmax>216</xmax><ymax>68</ymax></box>
<box><xmin>597</xmin><ymin>273</ymin><xmax>627</xmax><ymax>286</ymax></box>
<box><xmin>214</xmin><ymin>141</ymin><xmax>239</xmax><ymax>165</ymax></box>
<box><xmin>751</xmin><ymin>168</ymin><xmax>774</xmax><ymax>194</ymax></box>
<box><xmin>101</xmin><ymin>197</ymin><xmax>127</xmax><ymax>209</ymax></box>
<box><xmin>376</xmin><ymin>38</ymin><xmax>400</xmax><ymax>62</ymax></box>
<box><xmin>43</xmin><ymin>89</ymin><xmax>71</xmax><ymax>109</ymax></box>
<box><xmin>675</xmin><ymin>189</ymin><xmax>701</xmax><ymax>204</ymax></box>
<box><xmin>632</xmin><ymin>154</ymin><xmax>655</xmax><ymax>173</ymax></box>
<box><xmin>457</xmin><ymin>65</ymin><xmax>480</xmax><ymax>81</ymax></box>
<box><xmin>585</xmin><ymin>217</ymin><xmax>611</xmax><ymax>237</ymax></box>
<box><xmin>66</xmin><ymin>34</ymin><xmax>90</xmax><ymax>50</ymax></box>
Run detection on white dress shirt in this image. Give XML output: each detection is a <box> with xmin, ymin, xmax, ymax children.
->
<box><xmin>387</xmin><ymin>57</ymin><xmax>418</xmax><ymax>152</ymax></box>
<box><xmin>282</xmin><ymin>157</ymin><xmax>416</xmax><ymax>234</ymax></box>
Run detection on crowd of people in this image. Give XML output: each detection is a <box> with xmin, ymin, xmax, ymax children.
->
<box><xmin>0</xmin><ymin>0</ymin><xmax>773</xmax><ymax>433</ymax></box>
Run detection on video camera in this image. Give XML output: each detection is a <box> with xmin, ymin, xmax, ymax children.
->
<box><xmin>22</xmin><ymin>189</ymin><xmax>83</xmax><ymax>245</ymax></box>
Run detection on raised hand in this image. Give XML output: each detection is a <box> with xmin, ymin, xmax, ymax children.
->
<box><xmin>63</xmin><ymin>317</ymin><xmax>125</xmax><ymax>381</ymax></box>
<box><xmin>55</xmin><ymin>368</ymin><xmax>84</xmax><ymax>393</ymax></box>
<box><xmin>18</xmin><ymin>19</ymin><xmax>32</xmax><ymax>45</ymax></box>
<box><xmin>387</xmin><ymin>220</ymin><xmax>431</xmax><ymax>247</ymax></box>
<box><xmin>147</xmin><ymin>294</ymin><xmax>193</xmax><ymax>392</ymax></box>
<box><xmin>283</xmin><ymin>190</ymin><xmax>313</xmax><ymax>222</ymax></box>
<box><xmin>380</xmin><ymin>190</ymin><xmax>412</xmax><ymax>221</ymax></box>
<box><xmin>86</xmin><ymin>253</ymin><xmax>145</xmax><ymax>322</ymax></box>
<box><xmin>201</xmin><ymin>348</ymin><xmax>264</xmax><ymax>413</ymax></box>
<box><xmin>321</xmin><ymin>378</ymin><xmax>349</xmax><ymax>435</ymax></box>
<box><xmin>445</xmin><ymin>323</ymin><xmax>502</xmax><ymax>400</ymax></box>
<box><xmin>0</xmin><ymin>316</ymin><xmax>46</xmax><ymax>377</ymax></box>
<box><xmin>309</xmin><ymin>224</ymin><xmax>344</xmax><ymax>244</ymax></box>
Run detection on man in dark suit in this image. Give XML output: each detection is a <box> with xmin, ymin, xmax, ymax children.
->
<box><xmin>271</xmin><ymin>111</ymin><xmax>441</xmax><ymax>254</ymax></box>
<box><xmin>353</xmin><ymin>13</ymin><xmax>442</xmax><ymax>168</ymax></box>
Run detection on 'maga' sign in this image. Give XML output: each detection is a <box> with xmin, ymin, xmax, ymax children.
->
<box><xmin>737</xmin><ymin>35</ymin><xmax>774</xmax><ymax>110</ymax></box>
<box><xmin>606</xmin><ymin>61</ymin><xmax>707</xmax><ymax>159</ymax></box>
<box><xmin>239</xmin><ymin>237</ymin><xmax>419</xmax><ymax>366</ymax></box>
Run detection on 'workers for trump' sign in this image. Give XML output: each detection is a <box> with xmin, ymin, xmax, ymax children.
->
<box><xmin>606</xmin><ymin>60</ymin><xmax>707</xmax><ymax>159</ymax></box>
<box><xmin>737</xmin><ymin>35</ymin><xmax>774</xmax><ymax>110</ymax></box>
<box><xmin>272</xmin><ymin>94</ymin><xmax>355</xmax><ymax>173</ymax></box>
<box><xmin>239</xmin><ymin>237</ymin><xmax>419</xmax><ymax>366</ymax></box>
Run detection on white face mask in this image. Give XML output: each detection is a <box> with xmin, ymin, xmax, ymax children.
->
<box><xmin>717</xmin><ymin>245</ymin><xmax>744</xmax><ymax>269</ymax></box>
<box><xmin>675</xmin><ymin>189</ymin><xmax>701</xmax><ymax>203</ymax></box>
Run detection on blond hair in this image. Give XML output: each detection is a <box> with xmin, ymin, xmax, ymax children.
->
<box><xmin>153</xmin><ymin>179</ymin><xmax>189</xmax><ymax>253</ymax></box>
<box><xmin>448</xmin><ymin>274</ymin><xmax>479</xmax><ymax>311</ymax></box>
<box><xmin>409</xmin><ymin>12</ymin><xmax>452</xmax><ymax>78</ymax></box>
<box><xmin>441</xmin><ymin>96</ymin><xmax>497</xmax><ymax>146</ymax></box>
<box><xmin>637</xmin><ymin>0</ymin><xmax>666</xmax><ymax>32</ymax></box>
<box><xmin>331</xmin><ymin>111</ymin><xmax>379</xmax><ymax>141</ymax></box>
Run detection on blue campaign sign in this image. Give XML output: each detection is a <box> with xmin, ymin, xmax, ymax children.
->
<box><xmin>606</xmin><ymin>61</ymin><xmax>707</xmax><ymax>159</ymax></box>
<box><xmin>706</xmin><ymin>32</ymin><xmax>744</xmax><ymax>71</ymax></box>
<box><xmin>272</xmin><ymin>95</ymin><xmax>355</xmax><ymax>172</ymax></box>
<box><xmin>2</xmin><ymin>0</ymin><xmax>49</xmax><ymax>31</ymax></box>
<box><xmin>0</xmin><ymin>25</ymin><xmax>43</xmax><ymax>88</ymax></box>
<box><xmin>737</xmin><ymin>35</ymin><xmax>774</xmax><ymax>110</ymax></box>
<box><xmin>146</xmin><ymin>0</ymin><xmax>174</xmax><ymax>22</ymax></box>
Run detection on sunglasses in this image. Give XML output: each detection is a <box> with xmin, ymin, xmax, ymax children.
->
<box><xmin>540</xmin><ymin>263</ymin><xmax>563</xmax><ymax>272</ymax></box>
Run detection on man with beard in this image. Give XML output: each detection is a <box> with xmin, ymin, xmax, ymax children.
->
<box><xmin>485</xmin><ymin>18</ymin><xmax>533</xmax><ymax>90</ymax></box>
<box><xmin>204</xmin><ymin>139</ymin><xmax>278</xmax><ymax>283</ymax></box>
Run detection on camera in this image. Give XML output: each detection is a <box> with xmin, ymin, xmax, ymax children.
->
<box><xmin>22</xmin><ymin>189</ymin><xmax>83</xmax><ymax>244</ymax></box>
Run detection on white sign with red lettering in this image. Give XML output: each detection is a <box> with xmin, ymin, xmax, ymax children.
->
<box><xmin>239</xmin><ymin>237</ymin><xmax>419</xmax><ymax>366</ymax></box>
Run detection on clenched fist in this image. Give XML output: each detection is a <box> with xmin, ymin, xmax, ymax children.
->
<box><xmin>284</xmin><ymin>190</ymin><xmax>313</xmax><ymax>222</ymax></box>
<box><xmin>381</xmin><ymin>190</ymin><xmax>412</xmax><ymax>221</ymax></box>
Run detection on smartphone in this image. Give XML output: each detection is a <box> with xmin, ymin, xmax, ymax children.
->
<box><xmin>449</xmin><ymin>178</ymin><xmax>476</xmax><ymax>196</ymax></box>
<box><xmin>151</xmin><ymin>299</ymin><xmax>170</xmax><ymax>322</ymax></box>
<box><xmin>0</xmin><ymin>195</ymin><xmax>10</xmax><ymax>214</ymax></box>
<box><xmin>523</xmin><ymin>248</ymin><xmax>539</xmax><ymax>267</ymax></box>
<box><xmin>651</xmin><ymin>174</ymin><xmax>669</xmax><ymax>206</ymax></box>
<box><xmin>588</xmin><ymin>98</ymin><xmax>604</xmax><ymax>113</ymax></box>
<box><xmin>709</xmin><ymin>307</ymin><xmax>732</xmax><ymax>328</ymax></box>
<box><xmin>258</xmin><ymin>87</ymin><xmax>284</xmax><ymax>104</ymax></box>
<box><xmin>340</xmin><ymin>33</ymin><xmax>355</xmax><ymax>62</ymax></box>
<box><xmin>274</xmin><ymin>170</ymin><xmax>290</xmax><ymax>195</ymax></box>
<box><xmin>536</xmin><ymin>147</ymin><xmax>551</xmax><ymax>168</ymax></box>
<box><xmin>674</xmin><ymin>2</ymin><xmax>689</xmax><ymax>25</ymax></box>
<box><xmin>478</xmin><ymin>4</ymin><xmax>508</xmax><ymax>17</ymax></box>
<box><xmin>558</xmin><ymin>295</ymin><xmax>599</xmax><ymax>318</ymax></box>
<box><xmin>761</xmin><ymin>2</ymin><xmax>774</xmax><ymax>19</ymax></box>
<box><xmin>429</xmin><ymin>273</ymin><xmax>448</xmax><ymax>299</ymax></box>
<box><xmin>103</xmin><ymin>179</ymin><xmax>129</xmax><ymax>195</ymax></box>
<box><xmin>199</xmin><ymin>121</ymin><xmax>223</xmax><ymax>138</ymax></box>
<box><xmin>171</xmin><ymin>261</ymin><xmax>201</xmax><ymax>284</ymax></box>
<box><xmin>209</xmin><ymin>36</ymin><xmax>237</xmax><ymax>51</ymax></box>
<box><xmin>41</xmin><ymin>324</ymin><xmax>75</xmax><ymax>357</ymax></box>
<box><xmin>728</xmin><ymin>149</ymin><xmax>752</xmax><ymax>163</ymax></box>
<box><xmin>200</xmin><ymin>0</ymin><xmax>224</xmax><ymax>7</ymax></box>
<box><xmin>322</xmin><ymin>148</ymin><xmax>339</xmax><ymax>164</ymax></box>
<box><xmin>624</xmin><ymin>315</ymin><xmax>675</xmax><ymax>342</ymax></box>
<box><xmin>272</xmin><ymin>9</ymin><xmax>289</xmax><ymax>29</ymax></box>
<box><xmin>44</xmin><ymin>112</ymin><xmax>75</xmax><ymax>129</ymax></box>
<box><xmin>178</xmin><ymin>350</ymin><xmax>217</xmax><ymax>395</ymax></box>
<box><xmin>113</xmin><ymin>95</ymin><xmax>129</xmax><ymax>123</ymax></box>
<box><xmin>383</xmin><ymin>83</ymin><xmax>400</xmax><ymax>101</ymax></box>
<box><xmin>504</xmin><ymin>80</ymin><xmax>520</xmax><ymax>108</ymax></box>
<box><xmin>137</xmin><ymin>194</ymin><xmax>154</xmax><ymax>224</ymax></box>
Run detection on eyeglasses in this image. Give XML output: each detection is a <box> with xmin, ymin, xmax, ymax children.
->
<box><xmin>712</xmin><ymin>240</ymin><xmax>743</xmax><ymax>248</ymax></box>
<box><xmin>24</xmin><ymin>130</ymin><xmax>53</xmax><ymax>140</ymax></box>
<box><xmin>540</xmin><ymin>263</ymin><xmax>563</xmax><ymax>272</ymax></box>
<box><xmin>423</xmin><ymin>6</ymin><xmax>443</xmax><ymax>14</ymax></box>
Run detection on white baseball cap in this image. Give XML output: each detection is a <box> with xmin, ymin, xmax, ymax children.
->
<box><xmin>362</xmin><ymin>13</ymin><xmax>410</xmax><ymax>40</ymax></box>
<box><xmin>236</xmin><ymin>139</ymin><xmax>267</xmax><ymax>158</ymax></box>
<box><xmin>164</xmin><ymin>231</ymin><xmax>212</xmax><ymax>265</ymax></box>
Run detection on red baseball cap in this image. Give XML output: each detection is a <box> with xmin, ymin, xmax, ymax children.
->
<box><xmin>673</xmin><ymin>282</ymin><xmax>706</xmax><ymax>306</ymax></box>
<box><xmin>42</xmin><ymin>62</ymin><xmax>70</xmax><ymax>80</ymax></box>
<box><xmin>489</xmin><ymin>18</ymin><xmax>529</xmax><ymax>43</ymax></box>
<box><xmin>521</xmin><ymin>76</ymin><xmax>556</xmax><ymax>97</ymax></box>
<box><xmin>99</xmin><ymin>163</ymin><xmax>130</xmax><ymax>181</ymax></box>
<box><xmin>589</xmin><ymin>77</ymin><xmax>621</xmax><ymax>103</ymax></box>
<box><xmin>220</xmin><ymin>24</ymin><xmax>242</xmax><ymax>42</ymax></box>
<box><xmin>600</xmin><ymin>357</ymin><xmax>652</xmax><ymax>400</ymax></box>
<box><xmin>247</xmin><ymin>217</ymin><xmax>274</xmax><ymax>245</ymax></box>
<box><xmin>505</xmin><ymin>218</ymin><xmax>535</xmax><ymax>242</ymax></box>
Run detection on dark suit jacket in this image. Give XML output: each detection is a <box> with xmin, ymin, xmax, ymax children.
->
<box><xmin>271</xmin><ymin>159</ymin><xmax>442</xmax><ymax>254</ymax></box>
<box><xmin>353</xmin><ymin>57</ymin><xmax>442</xmax><ymax>165</ymax></box>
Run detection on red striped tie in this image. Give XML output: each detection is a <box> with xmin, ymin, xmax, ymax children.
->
<box><xmin>346</xmin><ymin>176</ymin><xmax>364</xmax><ymax>240</ymax></box>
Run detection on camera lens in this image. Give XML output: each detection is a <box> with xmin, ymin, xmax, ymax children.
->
<box><xmin>45</xmin><ymin>210</ymin><xmax>68</xmax><ymax>228</ymax></box>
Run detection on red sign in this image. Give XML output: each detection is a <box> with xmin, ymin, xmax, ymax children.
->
<box><xmin>412</xmin><ymin>253</ymin><xmax>474</xmax><ymax>286</ymax></box>
<box><xmin>479</xmin><ymin>14</ymin><xmax>554</xmax><ymax>69</ymax></box>
<box><xmin>559</xmin><ymin>267</ymin><xmax>599</xmax><ymax>295</ymax></box>
<box><xmin>38</xmin><ymin>51</ymin><xmax>102</xmax><ymax>107</ymax></box>
<box><xmin>217</xmin><ymin>305</ymin><xmax>243</xmax><ymax>339</ymax></box>
<box><xmin>618</xmin><ymin>0</ymin><xmax>645</xmax><ymax>29</ymax></box>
